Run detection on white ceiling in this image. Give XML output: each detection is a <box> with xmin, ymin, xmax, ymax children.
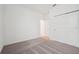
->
<box><xmin>23</xmin><ymin>4</ymin><xmax>52</xmax><ymax>15</ymax></box>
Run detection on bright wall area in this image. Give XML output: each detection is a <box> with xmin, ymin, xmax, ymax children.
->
<box><xmin>40</xmin><ymin>19</ymin><xmax>48</xmax><ymax>36</ymax></box>
<box><xmin>0</xmin><ymin>5</ymin><xmax>3</xmax><ymax>52</ymax></box>
<box><xmin>3</xmin><ymin>5</ymin><xmax>42</xmax><ymax>45</ymax></box>
<box><xmin>48</xmin><ymin>4</ymin><xmax>79</xmax><ymax>47</ymax></box>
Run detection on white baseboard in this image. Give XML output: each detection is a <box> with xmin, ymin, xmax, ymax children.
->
<box><xmin>4</xmin><ymin>36</ymin><xmax>41</xmax><ymax>46</ymax></box>
<box><xmin>49</xmin><ymin>37</ymin><xmax>79</xmax><ymax>48</ymax></box>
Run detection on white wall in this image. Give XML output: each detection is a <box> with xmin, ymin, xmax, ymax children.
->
<box><xmin>3</xmin><ymin>5</ymin><xmax>42</xmax><ymax>45</ymax></box>
<box><xmin>48</xmin><ymin>4</ymin><xmax>79</xmax><ymax>47</ymax></box>
<box><xmin>0</xmin><ymin>5</ymin><xmax>3</xmax><ymax>52</ymax></box>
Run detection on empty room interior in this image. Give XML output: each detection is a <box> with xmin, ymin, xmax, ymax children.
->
<box><xmin>0</xmin><ymin>4</ymin><xmax>79</xmax><ymax>54</ymax></box>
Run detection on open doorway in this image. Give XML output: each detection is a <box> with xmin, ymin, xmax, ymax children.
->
<box><xmin>40</xmin><ymin>19</ymin><xmax>48</xmax><ymax>40</ymax></box>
